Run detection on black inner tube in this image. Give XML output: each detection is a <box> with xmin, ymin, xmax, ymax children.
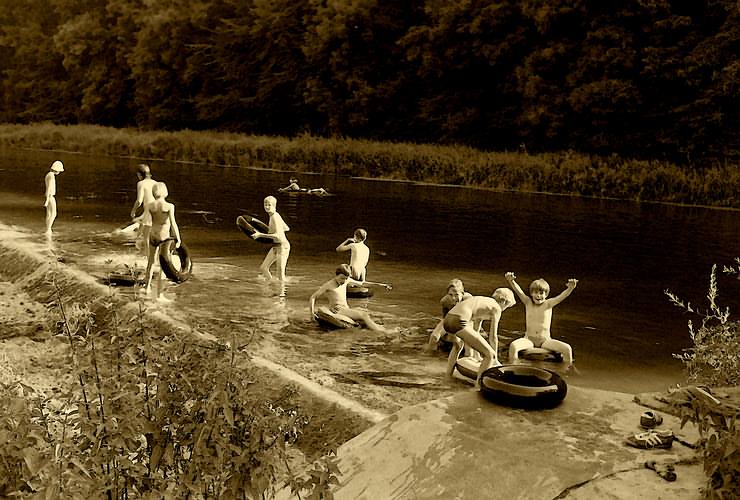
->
<box><xmin>159</xmin><ymin>240</ymin><xmax>192</xmax><ymax>283</ymax></box>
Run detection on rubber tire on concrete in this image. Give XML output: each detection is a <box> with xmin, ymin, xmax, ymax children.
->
<box><xmin>480</xmin><ymin>365</ymin><xmax>567</xmax><ymax>409</ymax></box>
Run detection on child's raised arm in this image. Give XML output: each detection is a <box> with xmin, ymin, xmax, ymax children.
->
<box><xmin>547</xmin><ymin>278</ymin><xmax>578</xmax><ymax>307</ymax></box>
<box><xmin>505</xmin><ymin>272</ymin><xmax>530</xmax><ymax>304</ymax></box>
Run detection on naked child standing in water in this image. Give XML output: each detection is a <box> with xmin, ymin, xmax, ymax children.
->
<box><xmin>44</xmin><ymin>160</ymin><xmax>64</xmax><ymax>234</ymax></box>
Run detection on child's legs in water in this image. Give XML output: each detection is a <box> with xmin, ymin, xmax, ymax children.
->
<box><xmin>337</xmin><ymin>306</ymin><xmax>384</xmax><ymax>331</ymax></box>
<box><xmin>276</xmin><ymin>243</ymin><xmax>290</xmax><ymax>281</ymax></box>
<box><xmin>145</xmin><ymin>244</ymin><xmax>162</xmax><ymax>292</ymax></box>
<box><xmin>260</xmin><ymin>247</ymin><xmax>278</xmax><ymax>278</ymax></box>
<box><xmin>45</xmin><ymin>197</ymin><xmax>57</xmax><ymax>232</ymax></box>
<box><xmin>541</xmin><ymin>338</ymin><xmax>573</xmax><ymax>364</ymax></box>
<box><xmin>456</xmin><ymin>327</ymin><xmax>497</xmax><ymax>385</ymax></box>
<box><xmin>445</xmin><ymin>336</ymin><xmax>465</xmax><ymax>376</ymax></box>
<box><xmin>508</xmin><ymin>337</ymin><xmax>535</xmax><ymax>362</ymax></box>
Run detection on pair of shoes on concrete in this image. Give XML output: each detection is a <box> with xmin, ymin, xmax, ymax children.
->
<box><xmin>625</xmin><ymin>429</ymin><xmax>675</xmax><ymax>449</ymax></box>
<box><xmin>640</xmin><ymin>410</ymin><xmax>664</xmax><ymax>429</ymax></box>
<box><xmin>645</xmin><ymin>460</ymin><xmax>677</xmax><ymax>481</ymax></box>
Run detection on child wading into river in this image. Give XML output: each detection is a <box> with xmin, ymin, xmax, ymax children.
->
<box><xmin>144</xmin><ymin>182</ymin><xmax>182</xmax><ymax>301</ymax></box>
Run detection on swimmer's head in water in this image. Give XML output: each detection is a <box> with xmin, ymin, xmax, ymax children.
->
<box><xmin>335</xmin><ymin>263</ymin><xmax>352</xmax><ymax>277</ymax></box>
<box><xmin>354</xmin><ymin>228</ymin><xmax>367</xmax><ymax>241</ymax></box>
<box><xmin>50</xmin><ymin>160</ymin><xmax>64</xmax><ymax>172</ymax></box>
<box><xmin>137</xmin><ymin>163</ymin><xmax>151</xmax><ymax>178</ymax></box>
<box><xmin>152</xmin><ymin>181</ymin><xmax>168</xmax><ymax>199</ymax></box>
<box><xmin>492</xmin><ymin>287</ymin><xmax>516</xmax><ymax>309</ymax></box>
<box><xmin>529</xmin><ymin>279</ymin><xmax>550</xmax><ymax>304</ymax></box>
<box><xmin>289</xmin><ymin>178</ymin><xmax>298</xmax><ymax>183</ymax></box>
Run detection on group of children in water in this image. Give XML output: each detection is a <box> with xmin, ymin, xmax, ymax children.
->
<box><xmin>45</xmin><ymin>161</ymin><xmax>579</xmax><ymax>386</ymax></box>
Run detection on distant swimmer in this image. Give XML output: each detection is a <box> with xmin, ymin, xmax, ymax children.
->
<box><xmin>278</xmin><ymin>177</ymin><xmax>330</xmax><ymax>195</ymax></box>
<box><xmin>44</xmin><ymin>160</ymin><xmax>64</xmax><ymax>234</ymax></box>
<box><xmin>130</xmin><ymin>163</ymin><xmax>156</xmax><ymax>254</ymax></box>
<box><xmin>336</xmin><ymin>228</ymin><xmax>370</xmax><ymax>281</ymax></box>
<box><xmin>309</xmin><ymin>264</ymin><xmax>392</xmax><ymax>332</ymax></box>
<box><xmin>505</xmin><ymin>272</ymin><xmax>578</xmax><ymax>366</ymax></box>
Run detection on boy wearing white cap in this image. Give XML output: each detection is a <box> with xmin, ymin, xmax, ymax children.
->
<box><xmin>44</xmin><ymin>160</ymin><xmax>64</xmax><ymax>233</ymax></box>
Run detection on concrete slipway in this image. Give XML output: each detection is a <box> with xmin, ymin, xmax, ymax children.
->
<box><xmin>330</xmin><ymin>386</ymin><xmax>705</xmax><ymax>499</ymax></box>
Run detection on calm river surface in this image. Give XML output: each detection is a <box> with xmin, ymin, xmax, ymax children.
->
<box><xmin>2</xmin><ymin>148</ymin><xmax>739</xmax><ymax>394</ymax></box>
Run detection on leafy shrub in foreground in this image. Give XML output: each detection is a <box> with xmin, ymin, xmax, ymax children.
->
<box><xmin>0</xmin><ymin>272</ymin><xmax>338</xmax><ymax>499</ymax></box>
<box><xmin>667</xmin><ymin>264</ymin><xmax>740</xmax><ymax>499</ymax></box>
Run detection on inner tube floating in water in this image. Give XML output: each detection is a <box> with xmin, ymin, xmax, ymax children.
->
<box><xmin>480</xmin><ymin>365</ymin><xmax>567</xmax><ymax>409</ymax></box>
<box><xmin>347</xmin><ymin>285</ymin><xmax>373</xmax><ymax>298</ymax></box>
<box><xmin>236</xmin><ymin>215</ymin><xmax>273</xmax><ymax>244</ymax></box>
<box><xmin>159</xmin><ymin>240</ymin><xmax>193</xmax><ymax>283</ymax></box>
<box><xmin>521</xmin><ymin>347</ymin><xmax>563</xmax><ymax>363</ymax></box>
<box><xmin>315</xmin><ymin>306</ymin><xmax>358</xmax><ymax>330</ymax></box>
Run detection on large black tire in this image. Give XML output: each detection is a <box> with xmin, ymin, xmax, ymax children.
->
<box><xmin>236</xmin><ymin>215</ymin><xmax>273</xmax><ymax>244</ymax></box>
<box><xmin>480</xmin><ymin>365</ymin><xmax>568</xmax><ymax>409</ymax></box>
<box><xmin>159</xmin><ymin>240</ymin><xmax>193</xmax><ymax>283</ymax></box>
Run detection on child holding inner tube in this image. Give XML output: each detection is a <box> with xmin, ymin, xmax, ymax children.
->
<box><xmin>144</xmin><ymin>182</ymin><xmax>181</xmax><ymax>301</ymax></box>
<box><xmin>309</xmin><ymin>264</ymin><xmax>392</xmax><ymax>331</ymax></box>
<box><xmin>505</xmin><ymin>272</ymin><xmax>578</xmax><ymax>365</ymax></box>
<box><xmin>444</xmin><ymin>288</ymin><xmax>516</xmax><ymax>388</ymax></box>
<box><xmin>251</xmin><ymin>196</ymin><xmax>290</xmax><ymax>281</ymax></box>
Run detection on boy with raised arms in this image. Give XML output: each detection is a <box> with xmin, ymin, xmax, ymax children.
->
<box><xmin>505</xmin><ymin>272</ymin><xmax>578</xmax><ymax>365</ymax></box>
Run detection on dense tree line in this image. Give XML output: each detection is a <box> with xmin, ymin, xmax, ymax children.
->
<box><xmin>0</xmin><ymin>0</ymin><xmax>737</xmax><ymax>162</ymax></box>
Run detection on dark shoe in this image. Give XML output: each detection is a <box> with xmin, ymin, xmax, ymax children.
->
<box><xmin>645</xmin><ymin>460</ymin><xmax>677</xmax><ymax>481</ymax></box>
<box><xmin>640</xmin><ymin>410</ymin><xmax>664</xmax><ymax>429</ymax></box>
<box><xmin>626</xmin><ymin>430</ymin><xmax>674</xmax><ymax>449</ymax></box>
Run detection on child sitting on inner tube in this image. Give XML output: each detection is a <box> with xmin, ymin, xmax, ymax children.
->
<box><xmin>309</xmin><ymin>264</ymin><xmax>392</xmax><ymax>332</ymax></box>
<box><xmin>505</xmin><ymin>272</ymin><xmax>578</xmax><ymax>366</ymax></box>
<box><xmin>425</xmin><ymin>279</ymin><xmax>474</xmax><ymax>352</ymax></box>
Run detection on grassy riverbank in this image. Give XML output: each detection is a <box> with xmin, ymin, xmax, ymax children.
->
<box><xmin>1</xmin><ymin>123</ymin><xmax>738</xmax><ymax>208</ymax></box>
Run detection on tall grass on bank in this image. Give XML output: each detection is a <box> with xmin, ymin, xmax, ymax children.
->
<box><xmin>1</xmin><ymin>123</ymin><xmax>738</xmax><ymax>207</ymax></box>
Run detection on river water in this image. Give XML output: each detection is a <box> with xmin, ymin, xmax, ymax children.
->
<box><xmin>2</xmin><ymin>147</ymin><xmax>739</xmax><ymax>395</ymax></box>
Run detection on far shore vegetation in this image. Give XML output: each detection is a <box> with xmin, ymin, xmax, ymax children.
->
<box><xmin>1</xmin><ymin>123</ymin><xmax>738</xmax><ymax>209</ymax></box>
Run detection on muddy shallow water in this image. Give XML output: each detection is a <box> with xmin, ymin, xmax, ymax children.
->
<box><xmin>3</xmin><ymin>147</ymin><xmax>739</xmax><ymax>397</ymax></box>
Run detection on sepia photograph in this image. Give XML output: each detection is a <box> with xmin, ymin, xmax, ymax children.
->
<box><xmin>0</xmin><ymin>1</ymin><xmax>738</xmax><ymax>498</ymax></box>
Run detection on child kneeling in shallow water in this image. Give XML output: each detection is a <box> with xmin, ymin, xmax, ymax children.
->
<box><xmin>425</xmin><ymin>279</ymin><xmax>473</xmax><ymax>351</ymax></box>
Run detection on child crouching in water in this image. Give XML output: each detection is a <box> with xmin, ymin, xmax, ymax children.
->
<box><xmin>425</xmin><ymin>279</ymin><xmax>473</xmax><ymax>351</ymax></box>
<box><xmin>505</xmin><ymin>272</ymin><xmax>578</xmax><ymax>365</ymax></box>
<box><xmin>443</xmin><ymin>288</ymin><xmax>516</xmax><ymax>388</ymax></box>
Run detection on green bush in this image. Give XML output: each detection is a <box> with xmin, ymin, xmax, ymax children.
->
<box><xmin>667</xmin><ymin>264</ymin><xmax>740</xmax><ymax>498</ymax></box>
<box><xmin>0</xmin><ymin>272</ymin><xmax>338</xmax><ymax>499</ymax></box>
